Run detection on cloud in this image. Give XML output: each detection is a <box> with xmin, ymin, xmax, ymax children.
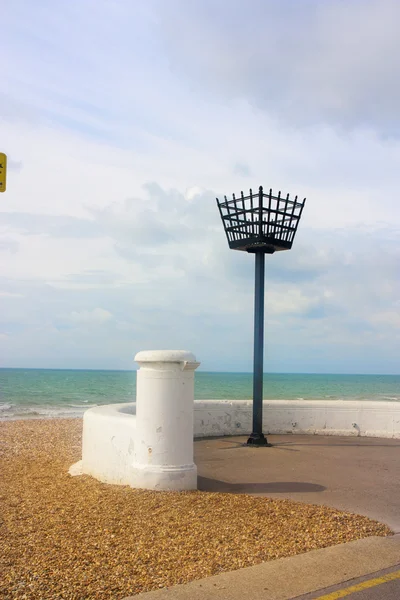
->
<box><xmin>0</xmin><ymin>239</ymin><xmax>19</xmax><ymax>253</ymax></box>
<box><xmin>1</xmin><ymin>177</ymin><xmax>399</xmax><ymax>371</ymax></box>
<box><xmin>69</xmin><ymin>308</ymin><xmax>113</xmax><ymax>325</ymax></box>
<box><xmin>368</xmin><ymin>310</ymin><xmax>400</xmax><ymax>330</ymax></box>
<box><xmin>6</xmin><ymin>158</ymin><xmax>23</xmax><ymax>171</ymax></box>
<box><xmin>185</xmin><ymin>187</ymin><xmax>204</xmax><ymax>201</ymax></box>
<box><xmin>233</xmin><ymin>163</ymin><xmax>252</xmax><ymax>177</ymax></box>
<box><xmin>65</xmin><ymin>271</ymin><xmax>121</xmax><ymax>286</ymax></box>
<box><xmin>0</xmin><ymin>291</ymin><xmax>23</xmax><ymax>298</ymax></box>
<box><xmin>266</xmin><ymin>288</ymin><xmax>323</xmax><ymax>317</ymax></box>
<box><xmin>0</xmin><ymin>213</ymin><xmax>99</xmax><ymax>238</ymax></box>
<box><xmin>0</xmin><ymin>1</ymin><xmax>400</xmax><ymax>372</ymax></box>
<box><xmin>156</xmin><ymin>0</ymin><xmax>400</xmax><ymax>135</ymax></box>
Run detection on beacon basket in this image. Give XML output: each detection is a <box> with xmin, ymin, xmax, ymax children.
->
<box><xmin>216</xmin><ymin>186</ymin><xmax>305</xmax><ymax>254</ymax></box>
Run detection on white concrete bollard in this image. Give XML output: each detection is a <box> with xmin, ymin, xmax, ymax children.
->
<box><xmin>131</xmin><ymin>350</ymin><xmax>200</xmax><ymax>491</ymax></box>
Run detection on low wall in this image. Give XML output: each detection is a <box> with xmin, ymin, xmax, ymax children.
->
<box><xmin>80</xmin><ymin>399</ymin><xmax>400</xmax><ymax>485</ymax></box>
<box><xmin>82</xmin><ymin>404</ymin><xmax>136</xmax><ymax>485</ymax></box>
<box><xmin>194</xmin><ymin>400</ymin><xmax>400</xmax><ymax>438</ymax></box>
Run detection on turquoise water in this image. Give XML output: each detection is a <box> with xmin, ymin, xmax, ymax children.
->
<box><xmin>0</xmin><ymin>369</ymin><xmax>399</xmax><ymax>420</ymax></box>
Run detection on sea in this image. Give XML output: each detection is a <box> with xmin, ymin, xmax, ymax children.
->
<box><xmin>0</xmin><ymin>369</ymin><xmax>399</xmax><ymax>421</ymax></box>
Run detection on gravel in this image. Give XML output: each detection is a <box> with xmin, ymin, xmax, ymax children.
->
<box><xmin>0</xmin><ymin>419</ymin><xmax>392</xmax><ymax>600</ymax></box>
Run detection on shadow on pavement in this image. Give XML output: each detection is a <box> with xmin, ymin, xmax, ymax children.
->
<box><xmin>208</xmin><ymin>438</ymin><xmax>400</xmax><ymax>449</ymax></box>
<box><xmin>197</xmin><ymin>477</ymin><xmax>326</xmax><ymax>494</ymax></box>
<box><xmin>272</xmin><ymin>441</ymin><xmax>400</xmax><ymax>448</ymax></box>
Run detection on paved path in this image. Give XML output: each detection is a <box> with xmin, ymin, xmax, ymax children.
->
<box><xmin>129</xmin><ymin>536</ymin><xmax>400</xmax><ymax>600</ymax></box>
<box><xmin>195</xmin><ymin>434</ymin><xmax>400</xmax><ymax>532</ymax></box>
<box><xmin>127</xmin><ymin>434</ymin><xmax>400</xmax><ymax>599</ymax></box>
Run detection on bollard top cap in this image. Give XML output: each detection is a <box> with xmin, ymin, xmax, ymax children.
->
<box><xmin>134</xmin><ymin>350</ymin><xmax>198</xmax><ymax>364</ymax></box>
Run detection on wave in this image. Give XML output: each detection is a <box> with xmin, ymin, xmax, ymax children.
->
<box><xmin>0</xmin><ymin>404</ymin><xmax>89</xmax><ymax>421</ymax></box>
<box><xmin>66</xmin><ymin>403</ymin><xmax>98</xmax><ymax>408</ymax></box>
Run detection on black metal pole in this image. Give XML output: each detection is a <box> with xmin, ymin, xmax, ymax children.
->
<box><xmin>247</xmin><ymin>250</ymin><xmax>270</xmax><ymax>446</ymax></box>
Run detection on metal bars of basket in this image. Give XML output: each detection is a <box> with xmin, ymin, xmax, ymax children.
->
<box><xmin>216</xmin><ymin>186</ymin><xmax>305</xmax><ymax>253</ymax></box>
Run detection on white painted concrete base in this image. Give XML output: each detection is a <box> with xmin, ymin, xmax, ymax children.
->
<box><xmin>132</xmin><ymin>350</ymin><xmax>199</xmax><ymax>491</ymax></box>
<box><xmin>68</xmin><ymin>460</ymin><xmax>83</xmax><ymax>476</ymax></box>
<box><xmin>79</xmin><ymin>399</ymin><xmax>400</xmax><ymax>486</ymax></box>
<box><xmin>130</xmin><ymin>463</ymin><xmax>197</xmax><ymax>491</ymax></box>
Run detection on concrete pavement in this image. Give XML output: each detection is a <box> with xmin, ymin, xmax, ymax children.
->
<box><xmin>128</xmin><ymin>537</ymin><xmax>400</xmax><ymax>600</ymax></box>
<box><xmin>125</xmin><ymin>434</ymin><xmax>400</xmax><ymax>599</ymax></box>
<box><xmin>195</xmin><ymin>434</ymin><xmax>400</xmax><ymax>532</ymax></box>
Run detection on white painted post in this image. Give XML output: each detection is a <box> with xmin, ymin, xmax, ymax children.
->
<box><xmin>131</xmin><ymin>350</ymin><xmax>200</xmax><ymax>491</ymax></box>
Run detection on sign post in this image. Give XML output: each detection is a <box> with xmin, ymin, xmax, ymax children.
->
<box><xmin>0</xmin><ymin>153</ymin><xmax>7</xmax><ymax>193</ymax></box>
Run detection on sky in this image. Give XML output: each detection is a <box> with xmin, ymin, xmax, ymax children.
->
<box><xmin>1</xmin><ymin>0</ymin><xmax>400</xmax><ymax>373</ymax></box>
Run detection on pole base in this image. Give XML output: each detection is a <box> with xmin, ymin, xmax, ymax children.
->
<box><xmin>245</xmin><ymin>432</ymin><xmax>272</xmax><ymax>447</ymax></box>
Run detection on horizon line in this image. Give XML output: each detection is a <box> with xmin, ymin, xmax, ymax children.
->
<box><xmin>0</xmin><ymin>367</ymin><xmax>399</xmax><ymax>377</ymax></box>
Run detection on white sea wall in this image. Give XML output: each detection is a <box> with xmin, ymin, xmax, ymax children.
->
<box><xmin>193</xmin><ymin>399</ymin><xmax>400</xmax><ymax>438</ymax></box>
<box><xmin>80</xmin><ymin>399</ymin><xmax>400</xmax><ymax>486</ymax></box>
<box><xmin>82</xmin><ymin>404</ymin><xmax>136</xmax><ymax>485</ymax></box>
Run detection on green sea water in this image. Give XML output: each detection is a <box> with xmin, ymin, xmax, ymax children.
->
<box><xmin>0</xmin><ymin>369</ymin><xmax>399</xmax><ymax>420</ymax></box>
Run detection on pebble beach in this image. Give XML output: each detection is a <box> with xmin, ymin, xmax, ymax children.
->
<box><xmin>0</xmin><ymin>419</ymin><xmax>392</xmax><ymax>600</ymax></box>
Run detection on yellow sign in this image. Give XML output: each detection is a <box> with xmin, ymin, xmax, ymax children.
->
<box><xmin>0</xmin><ymin>153</ymin><xmax>6</xmax><ymax>192</ymax></box>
